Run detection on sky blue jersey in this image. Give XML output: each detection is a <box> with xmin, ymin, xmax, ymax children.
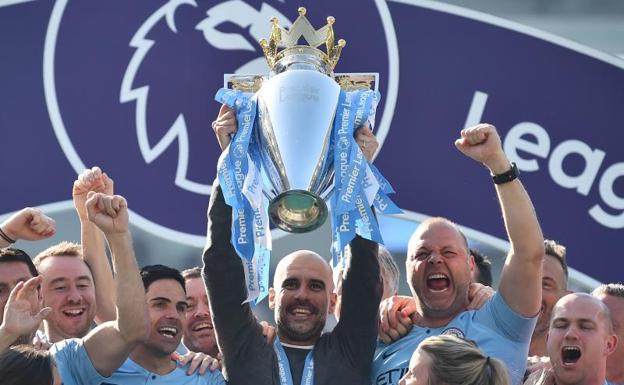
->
<box><xmin>51</xmin><ymin>338</ymin><xmax>225</xmax><ymax>385</ymax></box>
<box><xmin>371</xmin><ymin>293</ymin><xmax>536</xmax><ymax>385</ymax></box>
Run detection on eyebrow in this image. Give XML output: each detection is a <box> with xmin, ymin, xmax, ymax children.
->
<box><xmin>48</xmin><ymin>275</ymin><xmax>92</xmax><ymax>286</ymax></box>
<box><xmin>150</xmin><ymin>297</ymin><xmax>172</xmax><ymax>303</ymax></box>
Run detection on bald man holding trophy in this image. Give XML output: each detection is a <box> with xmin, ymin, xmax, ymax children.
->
<box><xmin>202</xmin><ymin>8</ymin><xmax>399</xmax><ymax>384</ymax></box>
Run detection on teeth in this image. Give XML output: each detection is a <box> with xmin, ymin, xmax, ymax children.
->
<box><xmin>563</xmin><ymin>346</ymin><xmax>580</xmax><ymax>352</ymax></box>
<box><xmin>428</xmin><ymin>274</ymin><xmax>447</xmax><ymax>280</ymax></box>
<box><xmin>293</xmin><ymin>307</ymin><xmax>311</xmax><ymax>315</ymax></box>
<box><xmin>193</xmin><ymin>322</ymin><xmax>212</xmax><ymax>331</ymax></box>
<box><xmin>63</xmin><ymin>309</ymin><xmax>84</xmax><ymax>316</ymax></box>
<box><xmin>158</xmin><ymin>327</ymin><xmax>178</xmax><ymax>337</ymax></box>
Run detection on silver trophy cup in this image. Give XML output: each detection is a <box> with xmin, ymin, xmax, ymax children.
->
<box><xmin>257</xmin><ymin>68</ymin><xmax>340</xmax><ymax>233</ymax></box>
<box><xmin>226</xmin><ymin>7</ymin><xmax>376</xmax><ymax>233</ymax></box>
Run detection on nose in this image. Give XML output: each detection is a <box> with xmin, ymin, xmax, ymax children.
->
<box><xmin>563</xmin><ymin>325</ymin><xmax>579</xmax><ymax>341</ymax></box>
<box><xmin>194</xmin><ymin>301</ymin><xmax>211</xmax><ymax>318</ymax></box>
<box><xmin>293</xmin><ymin>285</ymin><xmax>310</xmax><ymax>300</ymax></box>
<box><xmin>66</xmin><ymin>286</ymin><xmax>83</xmax><ymax>303</ymax></box>
<box><xmin>427</xmin><ymin>251</ymin><xmax>443</xmax><ymax>264</ymax></box>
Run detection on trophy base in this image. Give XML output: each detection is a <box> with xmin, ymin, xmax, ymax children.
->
<box><xmin>268</xmin><ymin>190</ymin><xmax>328</xmax><ymax>233</ymax></box>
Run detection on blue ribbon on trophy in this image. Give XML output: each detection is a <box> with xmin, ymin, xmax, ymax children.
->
<box><xmin>216</xmin><ymin>88</ymin><xmax>270</xmax><ymax>304</ymax></box>
<box><xmin>214</xmin><ymin>7</ymin><xmax>400</xmax><ymax>304</ymax></box>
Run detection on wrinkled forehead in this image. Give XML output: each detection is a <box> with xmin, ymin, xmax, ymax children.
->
<box><xmin>185</xmin><ymin>277</ymin><xmax>208</xmax><ymax>299</ymax></box>
<box><xmin>38</xmin><ymin>256</ymin><xmax>93</xmax><ymax>281</ymax></box>
<box><xmin>274</xmin><ymin>252</ymin><xmax>333</xmax><ymax>287</ymax></box>
<box><xmin>553</xmin><ymin>294</ymin><xmax>608</xmax><ymax>325</ymax></box>
<box><xmin>408</xmin><ymin>220</ymin><xmax>468</xmax><ymax>255</ymax></box>
<box><xmin>0</xmin><ymin>261</ymin><xmax>34</xmax><ymax>283</ymax></box>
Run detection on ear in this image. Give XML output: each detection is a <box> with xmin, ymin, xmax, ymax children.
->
<box><xmin>327</xmin><ymin>291</ymin><xmax>338</xmax><ymax>315</ymax></box>
<box><xmin>468</xmin><ymin>254</ymin><xmax>476</xmax><ymax>274</ymax></box>
<box><xmin>268</xmin><ymin>287</ymin><xmax>276</xmax><ymax>310</ymax></box>
<box><xmin>606</xmin><ymin>334</ymin><xmax>618</xmax><ymax>355</ymax></box>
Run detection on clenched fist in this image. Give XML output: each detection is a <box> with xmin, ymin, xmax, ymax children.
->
<box><xmin>85</xmin><ymin>192</ymin><xmax>129</xmax><ymax>235</ymax></box>
<box><xmin>454</xmin><ymin>123</ymin><xmax>511</xmax><ymax>174</ymax></box>
<box><xmin>0</xmin><ymin>207</ymin><xmax>55</xmax><ymax>243</ymax></box>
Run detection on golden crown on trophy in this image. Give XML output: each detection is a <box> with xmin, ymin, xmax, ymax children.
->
<box><xmin>259</xmin><ymin>7</ymin><xmax>346</xmax><ymax>73</ymax></box>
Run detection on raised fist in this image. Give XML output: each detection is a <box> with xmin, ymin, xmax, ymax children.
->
<box><xmin>73</xmin><ymin>166</ymin><xmax>114</xmax><ymax>219</ymax></box>
<box><xmin>0</xmin><ymin>207</ymin><xmax>56</xmax><ymax>242</ymax></box>
<box><xmin>454</xmin><ymin>123</ymin><xmax>510</xmax><ymax>174</ymax></box>
<box><xmin>85</xmin><ymin>192</ymin><xmax>129</xmax><ymax>235</ymax></box>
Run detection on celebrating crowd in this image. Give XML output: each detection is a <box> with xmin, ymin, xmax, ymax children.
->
<box><xmin>0</xmin><ymin>108</ymin><xmax>621</xmax><ymax>385</ymax></box>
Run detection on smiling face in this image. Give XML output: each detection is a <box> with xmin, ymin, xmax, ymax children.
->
<box><xmin>547</xmin><ymin>294</ymin><xmax>617</xmax><ymax>385</ymax></box>
<box><xmin>38</xmin><ymin>256</ymin><xmax>96</xmax><ymax>342</ymax></box>
<box><xmin>269</xmin><ymin>250</ymin><xmax>336</xmax><ymax>345</ymax></box>
<box><xmin>143</xmin><ymin>279</ymin><xmax>188</xmax><ymax>356</ymax></box>
<box><xmin>182</xmin><ymin>277</ymin><xmax>217</xmax><ymax>356</ymax></box>
<box><xmin>406</xmin><ymin>219</ymin><xmax>473</xmax><ymax>324</ymax></box>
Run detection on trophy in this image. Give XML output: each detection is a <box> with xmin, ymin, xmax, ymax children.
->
<box><xmin>215</xmin><ymin>7</ymin><xmax>398</xmax><ymax>303</ymax></box>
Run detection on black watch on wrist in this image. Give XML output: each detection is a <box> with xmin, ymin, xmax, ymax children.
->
<box><xmin>492</xmin><ymin>162</ymin><xmax>519</xmax><ymax>185</ymax></box>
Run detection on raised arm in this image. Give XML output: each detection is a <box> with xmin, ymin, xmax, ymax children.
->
<box><xmin>0</xmin><ymin>207</ymin><xmax>55</xmax><ymax>247</ymax></box>
<box><xmin>73</xmin><ymin>167</ymin><xmax>116</xmax><ymax>323</ymax></box>
<box><xmin>82</xmin><ymin>192</ymin><xmax>149</xmax><ymax>377</ymax></box>
<box><xmin>202</xmin><ymin>183</ymin><xmax>262</xmax><ymax>363</ymax></box>
<box><xmin>455</xmin><ymin>123</ymin><xmax>544</xmax><ymax>317</ymax></box>
<box><xmin>333</xmin><ymin>236</ymin><xmax>382</xmax><ymax>356</ymax></box>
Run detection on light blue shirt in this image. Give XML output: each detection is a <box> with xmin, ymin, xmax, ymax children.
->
<box><xmin>51</xmin><ymin>338</ymin><xmax>225</xmax><ymax>385</ymax></box>
<box><xmin>371</xmin><ymin>293</ymin><xmax>536</xmax><ymax>385</ymax></box>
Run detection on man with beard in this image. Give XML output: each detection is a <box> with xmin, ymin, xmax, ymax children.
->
<box><xmin>372</xmin><ymin>124</ymin><xmax>544</xmax><ymax>385</ymax></box>
<box><xmin>33</xmin><ymin>242</ymin><xmax>98</xmax><ymax>343</ymax></box>
<box><xmin>204</xmin><ymin>105</ymin><xmax>382</xmax><ymax>385</ymax></box>
<box><xmin>52</xmin><ymin>193</ymin><xmax>225</xmax><ymax>384</ymax></box>
<box><xmin>529</xmin><ymin>240</ymin><xmax>569</xmax><ymax>357</ymax></box>
<box><xmin>525</xmin><ymin>293</ymin><xmax>617</xmax><ymax>385</ymax></box>
<box><xmin>2</xmin><ymin>192</ymin><xmax>149</xmax><ymax>382</ymax></box>
<box><xmin>31</xmin><ymin>167</ymin><xmax>120</xmax><ymax>344</ymax></box>
<box><xmin>181</xmin><ymin>267</ymin><xmax>218</xmax><ymax>358</ymax></box>
<box><xmin>592</xmin><ymin>283</ymin><xmax>624</xmax><ymax>385</ymax></box>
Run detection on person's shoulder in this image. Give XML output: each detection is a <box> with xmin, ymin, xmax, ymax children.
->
<box><xmin>170</xmin><ymin>366</ymin><xmax>225</xmax><ymax>385</ymax></box>
<box><xmin>50</xmin><ymin>338</ymin><xmax>84</xmax><ymax>357</ymax></box>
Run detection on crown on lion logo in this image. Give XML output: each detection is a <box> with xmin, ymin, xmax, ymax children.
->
<box><xmin>259</xmin><ymin>7</ymin><xmax>346</xmax><ymax>72</ymax></box>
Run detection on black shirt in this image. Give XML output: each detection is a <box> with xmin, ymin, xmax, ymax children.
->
<box><xmin>202</xmin><ymin>184</ymin><xmax>382</xmax><ymax>385</ymax></box>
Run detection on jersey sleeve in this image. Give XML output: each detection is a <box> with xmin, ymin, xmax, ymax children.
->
<box><xmin>475</xmin><ymin>292</ymin><xmax>537</xmax><ymax>343</ymax></box>
<box><xmin>51</xmin><ymin>338</ymin><xmax>107</xmax><ymax>385</ymax></box>
<box><xmin>201</xmin><ymin>183</ymin><xmax>269</xmax><ymax>378</ymax></box>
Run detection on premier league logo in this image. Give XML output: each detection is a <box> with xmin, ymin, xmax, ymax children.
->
<box><xmin>44</xmin><ymin>0</ymin><xmax>398</xmax><ymax>245</ymax></box>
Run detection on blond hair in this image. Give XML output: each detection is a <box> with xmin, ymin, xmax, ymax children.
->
<box><xmin>33</xmin><ymin>241</ymin><xmax>82</xmax><ymax>268</ymax></box>
<box><xmin>419</xmin><ymin>335</ymin><xmax>510</xmax><ymax>385</ymax></box>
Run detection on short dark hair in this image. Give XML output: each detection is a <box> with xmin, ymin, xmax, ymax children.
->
<box><xmin>0</xmin><ymin>345</ymin><xmax>53</xmax><ymax>385</ymax></box>
<box><xmin>470</xmin><ymin>248</ymin><xmax>493</xmax><ymax>287</ymax></box>
<box><xmin>0</xmin><ymin>248</ymin><xmax>38</xmax><ymax>277</ymax></box>
<box><xmin>182</xmin><ymin>266</ymin><xmax>202</xmax><ymax>280</ymax></box>
<box><xmin>593</xmin><ymin>282</ymin><xmax>624</xmax><ymax>299</ymax></box>
<box><xmin>140</xmin><ymin>264</ymin><xmax>185</xmax><ymax>292</ymax></box>
<box><xmin>544</xmin><ymin>239</ymin><xmax>568</xmax><ymax>281</ymax></box>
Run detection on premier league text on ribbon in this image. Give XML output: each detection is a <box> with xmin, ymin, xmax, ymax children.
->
<box><xmin>215</xmin><ymin>7</ymin><xmax>399</xmax><ymax>304</ymax></box>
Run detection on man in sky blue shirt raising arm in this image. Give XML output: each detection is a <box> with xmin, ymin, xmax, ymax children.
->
<box><xmin>373</xmin><ymin>124</ymin><xmax>544</xmax><ymax>385</ymax></box>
